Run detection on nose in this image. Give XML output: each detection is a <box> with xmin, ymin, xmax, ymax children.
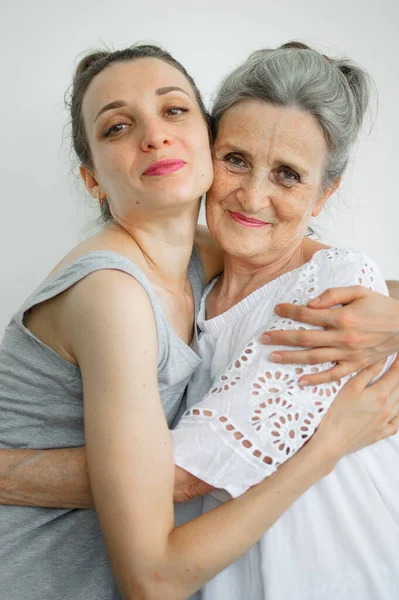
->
<box><xmin>139</xmin><ymin>117</ymin><xmax>172</xmax><ymax>152</ymax></box>
<box><xmin>236</xmin><ymin>173</ymin><xmax>273</xmax><ymax>214</ymax></box>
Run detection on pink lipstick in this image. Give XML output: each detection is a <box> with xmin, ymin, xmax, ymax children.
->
<box><xmin>229</xmin><ymin>211</ymin><xmax>269</xmax><ymax>228</ymax></box>
<box><xmin>143</xmin><ymin>159</ymin><xmax>185</xmax><ymax>176</ymax></box>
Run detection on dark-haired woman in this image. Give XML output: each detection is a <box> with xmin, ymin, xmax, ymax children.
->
<box><xmin>0</xmin><ymin>45</ymin><xmax>398</xmax><ymax>600</ymax></box>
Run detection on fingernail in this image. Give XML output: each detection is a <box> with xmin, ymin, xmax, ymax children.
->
<box><xmin>260</xmin><ymin>334</ymin><xmax>271</xmax><ymax>344</ymax></box>
<box><xmin>309</xmin><ymin>296</ymin><xmax>320</xmax><ymax>305</ymax></box>
<box><xmin>269</xmin><ymin>353</ymin><xmax>282</xmax><ymax>363</ymax></box>
<box><xmin>274</xmin><ymin>306</ymin><xmax>281</xmax><ymax>315</ymax></box>
<box><xmin>300</xmin><ymin>379</ymin><xmax>309</xmax><ymax>386</ymax></box>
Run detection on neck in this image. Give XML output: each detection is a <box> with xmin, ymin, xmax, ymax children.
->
<box><xmin>109</xmin><ymin>201</ymin><xmax>200</xmax><ymax>291</ymax></box>
<box><xmin>213</xmin><ymin>237</ymin><xmax>322</xmax><ymax>315</ymax></box>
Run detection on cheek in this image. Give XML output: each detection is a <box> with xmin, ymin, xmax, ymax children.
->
<box><xmin>208</xmin><ymin>162</ymin><xmax>232</xmax><ymax>199</ymax></box>
<box><xmin>205</xmin><ymin>195</ymin><xmax>217</xmax><ymax>226</ymax></box>
<box><xmin>276</xmin><ymin>189</ymin><xmax>316</xmax><ymax>223</ymax></box>
<box><xmin>94</xmin><ymin>146</ymin><xmax>127</xmax><ymax>180</ymax></box>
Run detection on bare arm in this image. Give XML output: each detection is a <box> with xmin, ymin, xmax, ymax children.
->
<box><xmin>0</xmin><ymin>447</ymin><xmax>210</xmax><ymax>509</ymax></box>
<box><xmin>0</xmin><ymin>225</ymin><xmax>220</xmax><ymax>511</ymax></box>
<box><xmin>1</xmin><ymin>279</ymin><xmax>397</xmax><ymax>510</ymax></box>
<box><xmin>0</xmin><ymin>447</ymin><xmax>93</xmax><ymax>508</ymax></box>
<box><xmin>65</xmin><ymin>269</ymin><xmax>398</xmax><ymax>600</ymax></box>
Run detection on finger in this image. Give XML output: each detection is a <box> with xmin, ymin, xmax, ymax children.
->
<box><xmin>344</xmin><ymin>359</ymin><xmax>387</xmax><ymax>391</ymax></box>
<box><xmin>268</xmin><ymin>347</ymin><xmax>342</xmax><ymax>366</ymax></box>
<box><xmin>300</xmin><ymin>360</ymin><xmax>384</xmax><ymax>389</ymax></box>
<box><xmin>379</xmin><ymin>415</ymin><xmax>399</xmax><ymax>441</ymax></box>
<box><xmin>367</xmin><ymin>354</ymin><xmax>399</xmax><ymax>396</ymax></box>
<box><xmin>388</xmin><ymin>402</ymin><xmax>399</xmax><ymax>420</ymax></box>
<box><xmin>260</xmin><ymin>329</ymin><xmax>343</xmax><ymax>349</ymax></box>
<box><xmin>298</xmin><ymin>361</ymin><xmax>363</xmax><ymax>386</ymax></box>
<box><xmin>307</xmin><ymin>286</ymin><xmax>368</xmax><ymax>309</ymax></box>
<box><xmin>297</xmin><ymin>365</ymin><xmax>344</xmax><ymax>386</ymax></box>
<box><xmin>273</xmin><ymin>304</ymin><xmax>338</xmax><ymax>328</ymax></box>
<box><xmin>389</xmin><ymin>413</ymin><xmax>399</xmax><ymax>428</ymax></box>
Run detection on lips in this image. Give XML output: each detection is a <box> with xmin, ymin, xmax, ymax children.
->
<box><xmin>229</xmin><ymin>211</ymin><xmax>269</xmax><ymax>228</ymax></box>
<box><xmin>143</xmin><ymin>159</ymin><xmax>185</xmax><ymax>176</ymax></box>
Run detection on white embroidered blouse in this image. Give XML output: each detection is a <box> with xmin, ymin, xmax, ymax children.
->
<box><xmin>172</xmin><ymin>247</ymin><xmax>399</xmax><ymax>600</ymax></box>
<box><xmin>172</xmin><ymin>247</ymin><xmax>394</xmax><ymax>497</ymax></box>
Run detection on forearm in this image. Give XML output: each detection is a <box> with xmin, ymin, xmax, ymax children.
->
<box><xmin>0</xmin><ymin>447</ymin><xmax>93</xmax><ymax>508</ymax></box>
<box><xmin>0</xmin><ymin>448</ymin><xmax>209</xmax><ymax>508</ymax></box>
<box><xmin>141</xmin><ymin>437</ymin><xmax>333</xmax><ymax>600</ymax></box>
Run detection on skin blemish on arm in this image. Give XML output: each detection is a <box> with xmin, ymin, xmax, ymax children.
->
<box><xmin>153</xmin><ymin>571</ymin><xmax>169</xmax><ymax>582</ymax></box>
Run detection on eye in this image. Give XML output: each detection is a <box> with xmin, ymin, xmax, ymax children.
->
<box><xmin>103</xmin><ymin>122</ymin><xmax>130</xmax><ymax>138</ymax></box>
<box><xmin>224</xmin><ymin>153</ymin><xmax>248</xmax><ymax>169</ymax></box>
<box><xmin>277</xmin><ymin>166</ymin><xmax>300</xmax><ymax>186</ymax></box>
<box><xmin>165</xmin><ymin>106</ymin><xmax>189</xmax><ymax>117</ymax></box>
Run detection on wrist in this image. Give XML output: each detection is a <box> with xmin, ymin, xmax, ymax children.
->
<box><xmin>302</xmin><ymin>430</ymin><xmax>340</xmax><ymax>478</ymax></box>
<box><xmin>294</xmin><ymin>431</ymin><xmax>342</xmax><ymax>481</ymax></box>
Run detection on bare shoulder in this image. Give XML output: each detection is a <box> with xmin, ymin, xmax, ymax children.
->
<box><xmin>65</xmin><ymin>268</ymin><xmax>153</xmax><ymax>334</ymax></box>
<box><xmin>23</xmin><ymin>229</ymin><xmax>153</xmax><ymax>367</ymax></box>
<box><xmin>48</xmin><ymin>226</ymin><xmax>145</xmax><ymax>278</ymax></box>
<box><xmin>194</xmin><ymin>225</ymin><xmax>224</xmax><ymax>283</ymax></box>
<box><xmin>68</xmin><ymin>274</ymin><xmax>160</xmax><ymax>384</ymax></box>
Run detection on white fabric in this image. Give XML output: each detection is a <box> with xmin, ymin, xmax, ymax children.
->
<box><xmin>172</xmin><ymin>247</ymin><xmax>399</xmax><ymax>600</ymax></box>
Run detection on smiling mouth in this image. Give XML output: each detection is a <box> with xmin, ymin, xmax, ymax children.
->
<box><xmin>143</xmin><ymin>159</ymin><xmax>185</xmax><ymax>176</ymax></box>
<box><xmin>229</xmin><ymin>211</ymin><xmax>269</xmax><ymax>228</ymax></box>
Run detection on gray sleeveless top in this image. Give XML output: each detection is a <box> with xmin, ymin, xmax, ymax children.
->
<box><xmin>0</xmin><ymin>248</ymin><xmax>205</xmax><ymax>600</ymax></box>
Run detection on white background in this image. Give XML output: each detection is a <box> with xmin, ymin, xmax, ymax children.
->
<box><xmin>0</xmin><ymin>0</ymin><xmax>398</xmax><ymax>336</ymax></box>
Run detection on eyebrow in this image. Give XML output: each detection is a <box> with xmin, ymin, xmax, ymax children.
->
<box><xmin>155</xmin><ymin>86</ymin><xmax>190</xmax><ymax>97</ymax></box>
<box><xmin>95</xmin><ymin>100</ymin><xmax>128</xmax><ymax>122</ymax></box>
<box><xmin>94</xmin><ymin>87</ymin><xmax>190</xmax><ymax>122</ymax></box>
<box><xmin>218</xmin><ymin>140</ymin><xmax>310</xmax><ymax>176</ymax></box>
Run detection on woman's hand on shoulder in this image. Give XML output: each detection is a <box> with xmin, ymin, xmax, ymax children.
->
<box><xmin>260</xmin><ymin>286</ymin><xmax>399</xmax><ymax>386</ymax></box>
<box><xmin>195</xmin><ymin>225</ymin><xmax>224</xmax><ymax>284</ymax></box>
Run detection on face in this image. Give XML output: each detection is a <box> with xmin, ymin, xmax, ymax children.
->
<box><xmin>206</xmin><ymin>100</ymin><xmax>338</xmax><ymax>264</ymax></box>
<box><xmin>81</xmin><ymin>58</ymin><xmax>213</xmax><ymax>220</ymax></box>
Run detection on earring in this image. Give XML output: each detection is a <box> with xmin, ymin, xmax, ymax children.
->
<box><xmin>97</xmin><ymin>191</ymin><xmax>105</xmax><ymax>205</ymax></box>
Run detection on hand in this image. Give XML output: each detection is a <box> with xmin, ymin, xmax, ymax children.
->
<box><xmin>310</xmin><ymin>355</ymin><xmax>399</xmax><ymax>462</ymax></box>
<box><xmin>173</xmin><ymin>466</ymin><xmax>214</xmax><ymax>503</ymax></box>
<box><xmin>260</xmin><ymin>286</ymin><xmax>399</xmax><ymax>386</ymax></box>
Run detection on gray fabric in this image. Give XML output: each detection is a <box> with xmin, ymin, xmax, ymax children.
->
<box><xmin>0</xmin><ymin>248</ymin><xmax>204</xmax><ymax>600</ymax></box>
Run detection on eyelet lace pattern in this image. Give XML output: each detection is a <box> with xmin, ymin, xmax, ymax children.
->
<box><xmin>172</xmin><ymin>249</ymin><xmax>385</xmax><ymax>497</ymax></box>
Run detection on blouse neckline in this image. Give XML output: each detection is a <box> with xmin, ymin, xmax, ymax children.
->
<box><xmin>197</xmin><ymin>248</ymin><xmax>330</xmax><ymax>335</ymax></box>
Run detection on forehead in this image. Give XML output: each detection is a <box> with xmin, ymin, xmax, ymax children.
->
<box><xmin>216</xmin><ymin>99</ymin><xmax>328</xmax><ymax>164</ymax></box>
<box><xmin>82</xmin><ymin>58</ymin><xmax>194</xmax><ymax>121</ymax></box>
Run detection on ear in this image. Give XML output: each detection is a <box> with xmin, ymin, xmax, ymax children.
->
<box><xmin>312</xmin><ymin>177</ymin><xmax>341</xmax><ymax>217</ymax></box>
<box><xmin>80</xmin><ymin>165</ymin><xmax>102</xmax><ymax>199</ymax></box>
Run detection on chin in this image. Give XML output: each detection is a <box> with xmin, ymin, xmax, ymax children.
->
<box><xmin>222</xmin><ymin>240</ymin><xmax>266</xmax><ymax>260</ymax></box>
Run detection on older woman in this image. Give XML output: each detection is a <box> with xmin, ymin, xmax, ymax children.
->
<box><xmin>0</xmin><ymin>43</ymin><xmax>398</xmax><ymax>600</ymax></box>
<box><xmin>172</xmin><ymin>43</ymin><xmax>399</xmax><ymax>599</ymax></box>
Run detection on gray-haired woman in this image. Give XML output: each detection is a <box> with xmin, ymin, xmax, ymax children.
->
<box><xmin>171</xmin><ymin>43</ymin><xmax>399</xmax><ymax>599</ymax></box>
